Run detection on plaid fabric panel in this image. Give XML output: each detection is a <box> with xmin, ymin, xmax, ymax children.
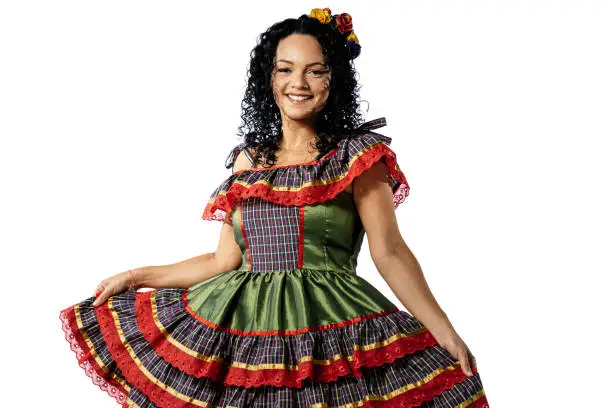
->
<box><xmin>209</xmin><ymin>132</ymin><xmax>396</xmax><ymax>192</ymax></box>
<box><xmin>241</xmin><ymin>197</ymin><xmax>301</xmax><ymax>272</ymax></box>
<box><xmin>123</xmin><ymin>388</ymin><xmax>157</xmax><ymax>408</ymax></box>
<box><xmin>63</xmin><ymin>299</ymin><xmax>158</xmax><ymax>408</ymax></box>
<box><xmin>100</xmin><ymin>290</ymin><xmax>488</xmax><ymax>407</ymax></box>
<box><xmin>156</xmin><ymin>289</ymin><xmax>426</xmax><ymax>367</ymax></box>
<box><xmin>202</xmin><ymin>124</ymin><xmax>410</xmax><ymax>221</ymax></box>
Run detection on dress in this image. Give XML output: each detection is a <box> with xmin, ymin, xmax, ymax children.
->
<box><xmin>59</xmin><ymin>117</ymin><xmax>489</xmax><ymax>407</ymax></box>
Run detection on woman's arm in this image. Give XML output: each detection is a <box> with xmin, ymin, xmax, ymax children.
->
<box><xmin>353</xmin><ymin>160</ymin><xmax>454</xmax><ymax>337</ymax></box>
<box><xmin>353</xmin><ymin>159</ymin><xmax>476</xmax><ymax>376</ymax></box>
<box><xmin>132</xmin><ymin>221</ymin><xmax>242</xmax><ymax>289</ymax></box>
<box><xmin>132</xmin><ymin>149</ymin><xmax>256</xmax><ymax>289</ymax></box>
<box><xmin>353</xmin><ymin>160</ymin><xmax>476</xmax><ymax>376</ymax></box>
<box><xmin>92</xmin><ymin>149</ymin><xmax>252</xmax><ymax>306</ymax></box>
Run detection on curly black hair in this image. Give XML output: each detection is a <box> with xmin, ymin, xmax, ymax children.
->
<box><xmin>229</xmin><ymin>13</ymin><xmax>368</xmax><ymax>169</ymax></box>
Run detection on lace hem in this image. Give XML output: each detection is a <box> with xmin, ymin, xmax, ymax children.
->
<box><xmin>362</xmin><ymin>366</ymin><xmax>488</xmax><ymax>408</ymax></box>
<box><xmin>136</xmin><ymin>291</ymin><xmax>437</xmax><ymax>387</ymax></box>
<box><xmin>127</xmin><ymin>290</ymin><xmax>484</xmax><ymax>394</ymax></box>
<box><xmin>59</xmin><ymin>308</ymin><xmax>128</xmax><ymax>405</ymax></box>
<box><xmin>97</xmin><ymin>300</ymin><xmax>484</xmax><ymax>407</ymax></box>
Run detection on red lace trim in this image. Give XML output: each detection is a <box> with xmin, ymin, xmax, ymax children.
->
<box><xmin>362</xmin><ymin>366</ymin><xmax>487</xmax><ymax>408</ymax></box>
<box><xmin>95</xmin><ymin>301</ymin><xmax>218</xmax><ymax>408</ymax></box>
<box><xmin>59</xmin><ymin>307</ymin><xmax>129</xmax><ymax>405</ymax></box>
<box><xmin>96</xmin><ymin>300</ymin><xmax>486</xmax><ymax>407</ymax></box>
<box><xmin>467</xmin><ymin>394</ymin><xmax>490</xmax><ymax>408</ymax></box>
<box><xmin>202</xmin><ymin>142</ymin><xmax>410</xmax><ymax>221</ymax></box>
<box><xmin>137</xmin><ymin>292</ymin><xmax>444</xmax><ymax>388</ymax></box>
<box><xmin>98</xmin><ymin>296</ymin><xmax>485</xmax><ymax>407</ymax></box>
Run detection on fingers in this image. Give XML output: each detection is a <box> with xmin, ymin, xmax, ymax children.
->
<box><xmin>92</xmin><ymin>291</ymin><xmax>103</xmax><ymax>307</ymax></box>
<box><xmin>469</xmin><ymin>350</ymin><xmax>478</xmax><ymax>370</ymax></box>
<box><xmin>459</xmin><ymin>349</ymin><xmax>473</xmax><ymax>377</ymax></box>
<box><xmin>92</xmin><ymin>286</ymin><xmax>111</xmax><ymax>307</ymax></box>
<box><xmin>93</xmin><ymin>281</ymin><xmax>106</xmax><ymax>298</ymax></box>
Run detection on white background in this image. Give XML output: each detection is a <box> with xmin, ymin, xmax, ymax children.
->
<box><xmin>2</xmin><ymin>1</ymin><xmax>610</xmax><ymax>407</ymax></box>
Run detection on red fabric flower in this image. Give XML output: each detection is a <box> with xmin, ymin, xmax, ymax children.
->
<box><xmin>334</xmin><ymin>13</ymin><xmax>353</xmax><ymax>33</ymax></box>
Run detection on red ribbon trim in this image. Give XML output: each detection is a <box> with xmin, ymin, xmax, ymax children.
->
<box><xmin>202</xmin><ymin>143</ymin><xmax>409</xmax><ymax>221</ymax></box>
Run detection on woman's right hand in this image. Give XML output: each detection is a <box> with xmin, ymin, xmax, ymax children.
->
<box><xmin>92</xmin><ymin>271</ymin><xmax>131</xmax><ymax>307</ymax></box>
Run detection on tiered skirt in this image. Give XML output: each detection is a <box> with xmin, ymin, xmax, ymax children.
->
<box><xmin>60</xmin><ymin>268</ymin><xmax>489</xmax><ymax>407</ymax></box>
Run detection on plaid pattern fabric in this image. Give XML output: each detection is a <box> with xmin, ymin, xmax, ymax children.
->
<box><xmin>201</xmin><ymin>121</ymin><xmax>410</xmax><ymax>222</ymax></box>
<box><xmin>61</xmin><ymin>289</ymin><xmax>487</xmax><ymax>407</ymax></box>
<box><xmin>155</xmin><ymin>288</ymin><xmax>427</xmax><ymax>367</ymax></box>
<box><xmin>241</xmin><ymin>197</ymin><xmax>301</xmax><ymax>272</ymax></box>
<box><xmin>60</xmin><ymin>118</ymin><xmax>488</xmax><ymax>406</ymax></box>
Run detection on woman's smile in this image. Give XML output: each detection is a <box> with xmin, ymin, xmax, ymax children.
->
<box><xmin>286</xmin><ymin>94</ymin><xmax>314</xmax><ymax>104</ymax></box>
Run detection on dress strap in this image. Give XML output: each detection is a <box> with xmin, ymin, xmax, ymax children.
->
<box><xmin>313</xmin><ymin>117</ymin><xmax>388</xmax><ymax>160</ymax></box>
<box><xmin>225</xmin><ymin>142</ymin><xmax>255</xmax><ymax>169</ymax></box>
<box><xmin>356</xmin><ymin>117</ymin><xmax>387</xmax><ymax>133</ymax></box>
<box><xmin>242</xmin><ymin>145</ymin><xmax>255</xmax><ymax>165</ymax></box>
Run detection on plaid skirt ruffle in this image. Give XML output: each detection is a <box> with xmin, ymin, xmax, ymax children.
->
<box><xmin>60</xmin><ymin>286</ymin><xmax>489</xmax><ymax>407</ymax></box>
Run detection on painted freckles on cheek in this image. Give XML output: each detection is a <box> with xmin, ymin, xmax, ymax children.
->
<box><xmin>269</xmin><ymin>68</ymin><xmax>331</xmax><ymax>115</ymax></box>
<box><xmin>271</xmin><ymin>71</ymin><xmax>279</xmax><ymax>105</ymax></box>
<box><xmin>322</xmin><ymin>77</ymin><xmax>330</xmax><ymax>92</ymax></box>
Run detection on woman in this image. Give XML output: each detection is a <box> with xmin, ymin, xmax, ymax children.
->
<box><xmin>60</xmin><ymin>8</ymin><xmax>489</xmax><ymax>407</ymax></box>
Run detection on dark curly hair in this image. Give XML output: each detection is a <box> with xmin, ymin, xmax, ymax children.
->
<box><xmin>229</xmin><ymin>13</ymin><xmax>368</xmax><ymax>169</ymax></box>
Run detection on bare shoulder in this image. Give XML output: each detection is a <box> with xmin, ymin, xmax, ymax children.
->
<box><xmin>232</xmin><ymin>149</ymin><xmax>254</xmax><ymax>172</ymax></box>
<box><xmin>353</xmin><ymin>160</ymin><xmax>390</xmax><ymax>198</ymax></box>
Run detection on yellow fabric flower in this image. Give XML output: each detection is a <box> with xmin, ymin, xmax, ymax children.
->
<box><xmin>346</xmin><ymin>31</ymin><xmax>359</xmax><ymax>44</ymax></box>
<box><xmin>309</xmin><ymin>8</ymin><xmax>332</xmax><ymax>24</ymax></box>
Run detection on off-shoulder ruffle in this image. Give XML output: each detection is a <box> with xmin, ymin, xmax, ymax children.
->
<box><xmin>202</xmin><ymin>132</ymin><xmax>410</xmax><ymax>221</ymax></box>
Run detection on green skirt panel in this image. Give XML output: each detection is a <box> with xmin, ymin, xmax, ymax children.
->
<box><xmin>186</xmin><ymin>268</ymin><xmax>396</xmax><ymax>332</ymax></box>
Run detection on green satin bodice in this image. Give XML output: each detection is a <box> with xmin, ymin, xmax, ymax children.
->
<box><xmin>232</xmin><ymin>190</ymin><xmax>365</xmax><ymax>274</ymax></box>
<box><xmin>186</xmin><ymin>190</ymin><xmax>397</xmax><ymax>332</ymax></box>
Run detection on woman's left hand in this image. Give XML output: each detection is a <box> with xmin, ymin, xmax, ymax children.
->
<box><xmin>435</xmin><ymin>330</ymin><xmax>477</xmax><ymax>377</ymax></box>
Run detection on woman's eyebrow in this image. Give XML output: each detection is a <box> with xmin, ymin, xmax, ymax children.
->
<box><xmin>277</xmin><ymin>59</ymin><xmax>327</xmax><ymax>67</ymax></box>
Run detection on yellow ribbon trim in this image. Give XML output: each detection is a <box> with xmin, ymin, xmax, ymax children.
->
<box><xmin>110</xmin><ymin>296</ymin><xmax>484</xmax><ymax>408</ymax></box>
<box><xmin>75</xmin><ymin>305</ymin><xmax>131</xmax><ymax>393</ymax></box>
<box><xmin>207</xmin><ymin>141</ymin><xmax>400</xmax><ymax>204</ymax></box>
<box><xmin>154</xmin><ymin>291</ymin><xmax>428</xmax><ymax>370</ymax></box>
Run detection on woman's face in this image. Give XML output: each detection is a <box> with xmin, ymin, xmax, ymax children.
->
<box><xmin>271</xmin><ymin>34</ymin><xmax>331</xmax><ymax>122</ymax></box>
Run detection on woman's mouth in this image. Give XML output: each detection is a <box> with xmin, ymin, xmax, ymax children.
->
<box><xmin>286</xmin><ymin>94</ymin><xmax>313</xmax><ymax>104</ymax></box>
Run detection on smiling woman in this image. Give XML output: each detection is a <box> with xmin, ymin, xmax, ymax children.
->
<box><xmin>59</xmin><ymin>6</ymin><xmax>489</xmax><ymax>408</ymax></box>
<box><xmin>272</xmin><ymin>47</ymin><xmax>331</xmax><ymax>116</ymax></box>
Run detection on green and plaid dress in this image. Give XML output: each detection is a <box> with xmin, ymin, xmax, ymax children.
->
<box><xmin>59</xmin><ymin>117</ymin><xmax>489</xmax><ymax>407</ymax></box>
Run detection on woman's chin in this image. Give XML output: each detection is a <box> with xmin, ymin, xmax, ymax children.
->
<box><xmin>283</xmin><ymin>108</ymin><xmax>316</xmax><ymax>120</ymax></box>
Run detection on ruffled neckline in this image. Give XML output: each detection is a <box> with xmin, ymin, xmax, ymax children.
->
<box><xmin>231</xmin><ymin>143</ymin><xmax>340</xmax><ymax>175</ymax></box>
<box><xmin>202</xmin><ymin>128</ymin><xmax>410</xmax><ymax>221</ymax></box>
<box><xmin>224</xmin><ymin>116</ymin><xmax>390</xmax><ymax>175</ymax></box>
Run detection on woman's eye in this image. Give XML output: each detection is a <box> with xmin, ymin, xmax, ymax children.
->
<box><xmin>277</xmin><ymin>68</ymin><xmax>328</xmax><ymax>75</ymax></box>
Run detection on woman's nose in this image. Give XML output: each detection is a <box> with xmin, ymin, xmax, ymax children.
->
<box><xmin>290</xmin><ymin>73</ymin><xmax>308</xmax><ymax>88</ymax></box>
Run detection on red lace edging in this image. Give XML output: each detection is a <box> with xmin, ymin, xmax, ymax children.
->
<box><xmin>98</xmin><ymin>296</ymin><xmax>484</xmax><ymax>407</ymax></box>
<box><xmin>137</xmin><ymin>291</ymin><xmax>440</xmax><ymax>387</ymax></box>
<box><xmin>202</xmin><ymin>142</ymin><xmax>410</xmax><ymax>221</ymax></box>
<box><xmin>363</xmin><ymin>364</ymin><xmax>486</xmax><ymax>408</ymax></box>
<box><xmin>96</xmin><ymin>301</ymin><xmax>215</xmax><ymax>408</ymax></box>
<box><xmin>59</xmin><ymin>307</ymin><xmax>129</xmax><ymax>405</ymax></box>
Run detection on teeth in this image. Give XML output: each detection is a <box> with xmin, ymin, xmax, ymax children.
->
<box><xmin>288</xmin><ymin>95</ymin><xmax>312</xmax><ymax>101</ymax></box>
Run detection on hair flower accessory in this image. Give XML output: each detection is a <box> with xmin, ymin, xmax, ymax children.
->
<box><xmin>334</xmin><ymin>13</ymin><xmax>353</xmax><ymax>33</ymax></box>
<box><xmin>309</xmin><ymin>7</ymin><xmax>332</xmax><ymax>24</ymax></box>
<box><xmin>308</xmin><ymin>7</ymin><xmax>362</xmax><ymax>60</ymax></box>
<box><xmin>346</xmin><ymin>31</ymin><xmax>358</xmax><ymax>44</ymax></box>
